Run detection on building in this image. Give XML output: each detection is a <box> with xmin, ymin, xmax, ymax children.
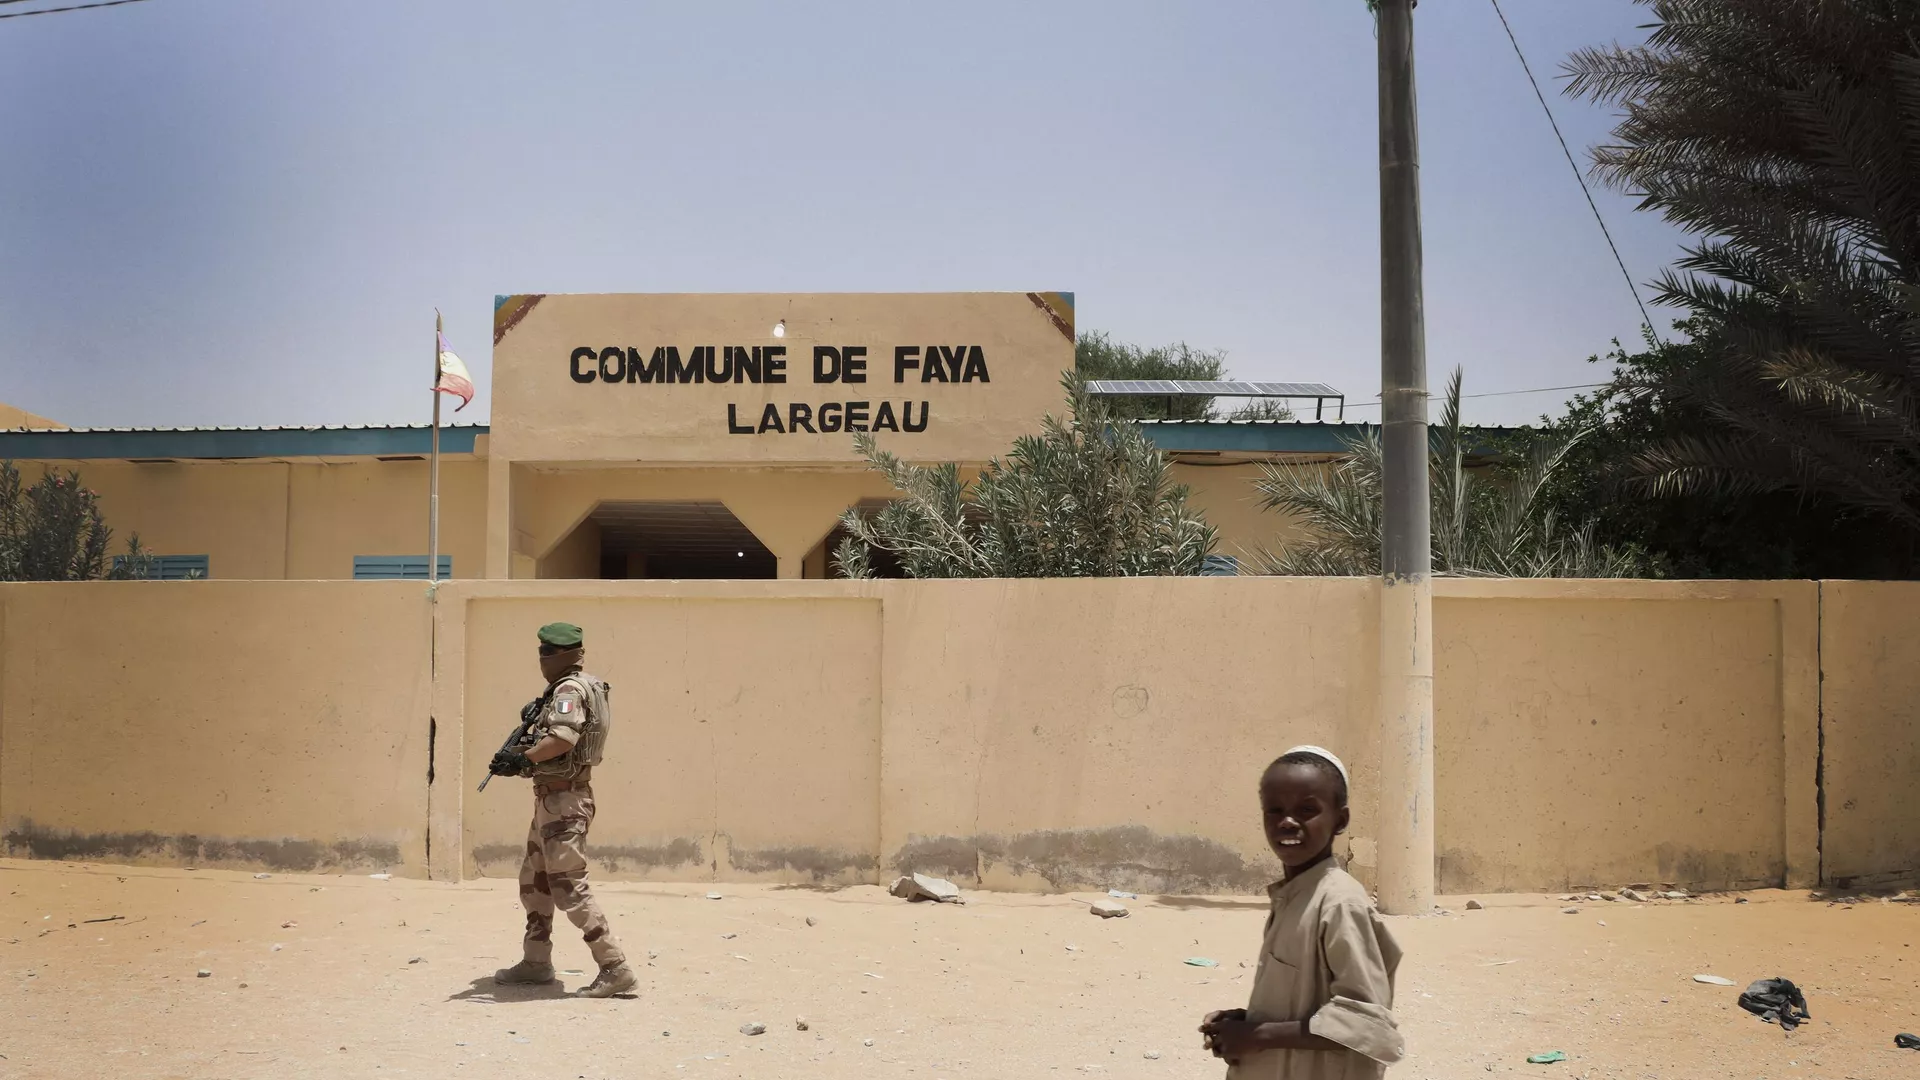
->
<box><xmin>0</xmin><ymin>292</ymin><xmax>1382</xmax><ymax>580</ymax></box>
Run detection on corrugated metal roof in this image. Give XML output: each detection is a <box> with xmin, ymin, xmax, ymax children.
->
<box><xmin>2</xmin><ymin>423</ymin><xmax>487</xmax><ymax>434</ymax></box>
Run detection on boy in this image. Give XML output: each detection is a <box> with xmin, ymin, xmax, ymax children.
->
<box><xmin>1199</xmin><ymin>746</ymin><xmax>1405</xmax><ymax>1078</ymax></box>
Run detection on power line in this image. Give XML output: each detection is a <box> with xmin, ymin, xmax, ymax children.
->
<box><xmin>1338</xmin><ymin>381</ymin><xmax>1610</xmax><ymax>412</ymax></box>
<box><xmin>1487</xmin><ymin>0</ymin><xmax>1653</xmax><ymax>332</ymax></box>
<box><xmin>0</xmin><ymin>0</ymin><xmax>150</xmax><ymax>19</ymax></box>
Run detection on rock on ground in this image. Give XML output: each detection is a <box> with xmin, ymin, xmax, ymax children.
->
<box><xmin>889</xmin><ymin>873</ymin><xmax>964</xmax><ymax>904</ymax></box>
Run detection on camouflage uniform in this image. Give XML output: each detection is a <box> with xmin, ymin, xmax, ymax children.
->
<box><xmin>516</xmin><ymin>667</ymin><xmax>624</xmax><ymax>971</ymax></box>
<box><xmin>494</xmin><ymin>622</ymin><xmax>632</xmax><ymax>998</ymax></box>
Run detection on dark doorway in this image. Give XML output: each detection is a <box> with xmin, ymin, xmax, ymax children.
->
<box><xmin>590</xmin><ymin>501</ymin><xmax>776</xmax><ymax>579</ymax></box>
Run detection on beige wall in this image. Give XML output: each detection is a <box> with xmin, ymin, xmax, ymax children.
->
<box><xmin>0</xmin><ymin>582</ymin><xmax>432</xmax><ymax>874</ymax></box>
<box><xmin>5</xmin><ymin>457</ymin><xmax>487</xmax><ymax>580</ymax></box>
<box><xmin>446</xmin><ymin>588</ymin><xmax>882</xmax><ymax>883</ymax></box>
<box><xmin>1171</xmin><ymin>461</ymin><xmax>1314</xmax><ymax>567</ymax></box>
<box><xmin>43</xmin><ymin>460</ymin><xmax>295</xmax><ymax>579</ymax></box>
<box><xmin>878</xmin><ymin>577</ymin><xmax>1378</xmax><ymax>893</ymax></box>
<box><xmin>285</xmin><ymin>459</ymin><xmax>487</xmax><ymax>579</ymax></box>
<box><xmin>1817</xmin><ymin>581</ymin><xmax>1920</xmax><ymax>887</ymax></box>
<box><xmin>1432</xmin><ymin>581</ymin><xmax>1818</xmax><ymax>893</ymax></box>
<box><xmin>489</xmin><ymin>292</ymin><xmax>1076</xmax><ymax>468</ymax></box>
<box><xmin>0</xmin><ymin>576</ymin><xmax>1904</xmax><ymax>893</ymax></box>
<box><xmin>535</xmin><ymin>517</ymin><xmax>601</xmax><ymax>579</ymax></box>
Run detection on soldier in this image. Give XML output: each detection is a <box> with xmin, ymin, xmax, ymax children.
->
<box><xmin>488</xmin><ymin>622</ymin><xmax>637</xmax><ymax>999</ymax></box>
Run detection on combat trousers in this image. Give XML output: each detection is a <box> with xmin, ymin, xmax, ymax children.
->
<box><xmin>518</xmin><ymin>784</ymin><xmax>625</xmax><ymax>968</ymax></box>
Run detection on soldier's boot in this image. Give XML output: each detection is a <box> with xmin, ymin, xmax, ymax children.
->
<box><xmin>573</xmin><ymin>961</ymin><xmax>637</xmax><ymax>999</ymax></box>
<box><xmin>494</xmin><ymin>959</ymin><xmax>556</xmax><ymax>985</ymax></box>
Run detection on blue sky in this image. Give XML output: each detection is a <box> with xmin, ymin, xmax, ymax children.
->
<box><xmin>0</xmin><ymin>0</ymin><xmax>1684</xmax><ymax>428</ymax></box>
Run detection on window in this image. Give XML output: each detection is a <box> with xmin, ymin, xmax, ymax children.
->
<box><xmin>113</xmin><ymin>554</ymin><xmax>210</xmax><ymax>580</ymax></box>
<box><xmin>353</xmin><ymin>555</ymin><xmax>453</xmax><ymax>580</ymax></box>
<box><xmin>1201</xmin><ymin>554</ymin><xmax>1238</xmax><ymax>577</ymax></box>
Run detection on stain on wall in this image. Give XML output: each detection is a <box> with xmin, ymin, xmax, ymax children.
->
<box><xmin>894</xmin><ymin>826</ymin><xmax>1278</xmax><ymax>894</ymax></box>
<box><xmin>472</xmin><ymin>837</ymin><xmax>705</xmax><ymax>878</ymax></box>
<box><xmin>4</xmin><ymin>821</ymin><xmax>401</xmax><ymax>872</ymax></box>
<box><xmin>728</xmin><ymin>842</ymin><xmax>878</xmax><ymax>881</ymax></box>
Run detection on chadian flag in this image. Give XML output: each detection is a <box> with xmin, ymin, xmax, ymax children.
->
<box><xmin>435</xmin><ymin>331</ymin><xmax>474</xmax><ymax>411</ymax></box>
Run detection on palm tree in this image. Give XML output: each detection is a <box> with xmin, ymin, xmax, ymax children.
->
<box><xmin>1563</xmin><ymin>0</ymin><xmax>1920</xmax><ymax>532</ymax></box>
<box><xmin>1253</xmin><ymin>370</ymin><xmax>1651</xmax><ymax>577</ymax></box>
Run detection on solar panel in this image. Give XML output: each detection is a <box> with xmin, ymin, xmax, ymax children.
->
<box><xmin>1084</xmin><ymin>380</ymin><xmax>1342</xmax><ymax>398</ymax></box>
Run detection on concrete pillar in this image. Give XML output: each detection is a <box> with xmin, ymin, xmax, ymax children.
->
<box><xmin>1378</xmin><ymin>577</ymin><xmax>1433</xmax><ymax>913</ymax></box>
<box><xmin>485</xmin><ymin>455</ymin><xmax>511</xmax><ymax>579</ymax></box>
<box><xmin>776</xmin><ymin>553</ymin><xmax>801</xmax><ymax>579</ymax></box>
<box><xmin>1375</xmin><ymin>0</ymin><xmax>1435</xmax><ymax>915</ymax></box>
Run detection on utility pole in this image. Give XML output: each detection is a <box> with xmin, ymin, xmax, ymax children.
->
<box><xmin>1375</xmin><ymin>0</ymin><xmax>1434</xmax><ymax>916</ymax></box>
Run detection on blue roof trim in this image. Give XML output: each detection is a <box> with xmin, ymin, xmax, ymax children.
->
<box><xmin>0</xmin><ymin>426</ymin><xmax>488</xmax><ymax>461</ymax></box>
<box><xmin>1138</xmin><ymin>422</ymin><xmax>1372</xmax><ymax>454</ymax></box>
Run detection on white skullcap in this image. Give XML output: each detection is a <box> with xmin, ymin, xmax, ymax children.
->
<box><xmin>1281</xmin><ymin>745</ymin><xmax>1350</xmax><ymax>788</ymax></box>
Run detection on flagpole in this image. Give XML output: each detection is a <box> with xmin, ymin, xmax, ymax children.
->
<box><xmin>430</xmin><ymin>309</ymin><xmax>442</xmax><ymax>584</ymax></box>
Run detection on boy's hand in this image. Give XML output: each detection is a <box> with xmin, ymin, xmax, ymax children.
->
<box><xmin>1199</xmin><ymin>1015</ymin><xmax>1267</xmax><ymax>1062</ymax></box>
<box><xmin>1200</xmin><ymin>1009</ymin><xmax>1247</xmax><ymax>1028</ymax></box>
<box><xmin>1198</xmin><ymin>1009</ymin><xmax>1246</xmax><ymax>1055</ymax></box>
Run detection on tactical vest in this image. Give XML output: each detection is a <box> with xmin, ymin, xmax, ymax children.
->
<box><xmin>553</xmin><ymin>672</ymin><xmax>612</xmax><ymax>773</ymax></box>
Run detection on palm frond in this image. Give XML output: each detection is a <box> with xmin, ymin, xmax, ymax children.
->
<box><xmin>1562</xmin><ymin>0</ymin><xmax>1920</xmax><ymax>531</ymax></box>
<box><xmin>1253</xmin><ymin>372</ymin><xmax>1653</xmax><ymax>578</ymax></box>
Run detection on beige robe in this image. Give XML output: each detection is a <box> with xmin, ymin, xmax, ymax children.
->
<box><xmin>1227</xmin><ymin>859</ymin><xmax>1405</xmax><ymax>1079</ymax></box>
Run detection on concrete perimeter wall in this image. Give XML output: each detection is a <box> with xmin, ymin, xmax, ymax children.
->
<box><xmin>0</xmin><ymin>582</ymin><xmax>433</xmax><ymax>875</ymax></box>
<box><xmin>1432</xmin><ymin>581</ymin><xmax>1819</xmax><ymax>894</ymax></box>
<box><xmin>2</xmin><ymin>578</ymin><xmax>1911</xmax><ymax>894</ymax></box>
<box><xmin>1816</xmin><ymin>581</ymin><xmax>1920</xmax><ymax>888</ymax></box>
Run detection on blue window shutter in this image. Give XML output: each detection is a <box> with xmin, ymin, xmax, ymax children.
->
<box><xmin>353</xmin><ymin>555</ymin><xmax>453</xmax><ymax>580</ymax></box>
<box><xmin>1201</xmin><ymin>554</ymin><xmax>1238</xmax><ymax>577</ymax></box>
<box><xmin>113</xmin><ymin>554</ymin><xmax>209</xmax><ymax>580</ymax></box>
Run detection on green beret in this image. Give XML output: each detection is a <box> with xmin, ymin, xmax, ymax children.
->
<box><xmin>537</xmin><ymin>622</ymin><xmax>583</xmax><ymax>648</ymax></box>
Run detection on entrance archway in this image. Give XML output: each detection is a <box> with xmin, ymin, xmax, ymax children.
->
<box><xmin>540</xmin><ymin>501</ymin><xmax>777</xmax><ymax>579</ymax></box>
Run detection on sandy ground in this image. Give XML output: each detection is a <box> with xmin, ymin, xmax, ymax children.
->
<box><xmin>2</xmin><ymin>859</ymin><xmax>1917</xmax><ymax>1080</ymax></box>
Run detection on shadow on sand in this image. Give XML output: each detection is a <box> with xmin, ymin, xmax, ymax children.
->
<box><xmin>1150</xmin><ymin>895</ymin><xmax>1270</xmax><ymax>911</ymax></box>
<box><xmin>446</xmin><ymin>975</ymin><xmax>634</xmax><ymax>1003</ymax></box>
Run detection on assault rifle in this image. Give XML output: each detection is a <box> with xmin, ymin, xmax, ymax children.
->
<box><xmin>477</xmin><ymin>693</ymin><xmax>547</xmax><ymax>793</ymax></box>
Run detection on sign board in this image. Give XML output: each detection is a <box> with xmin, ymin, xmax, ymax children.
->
<box><xmin>488</xmin><ymin>292</ymin><xmax>1075</xmax><ymax>464</ymax></box>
